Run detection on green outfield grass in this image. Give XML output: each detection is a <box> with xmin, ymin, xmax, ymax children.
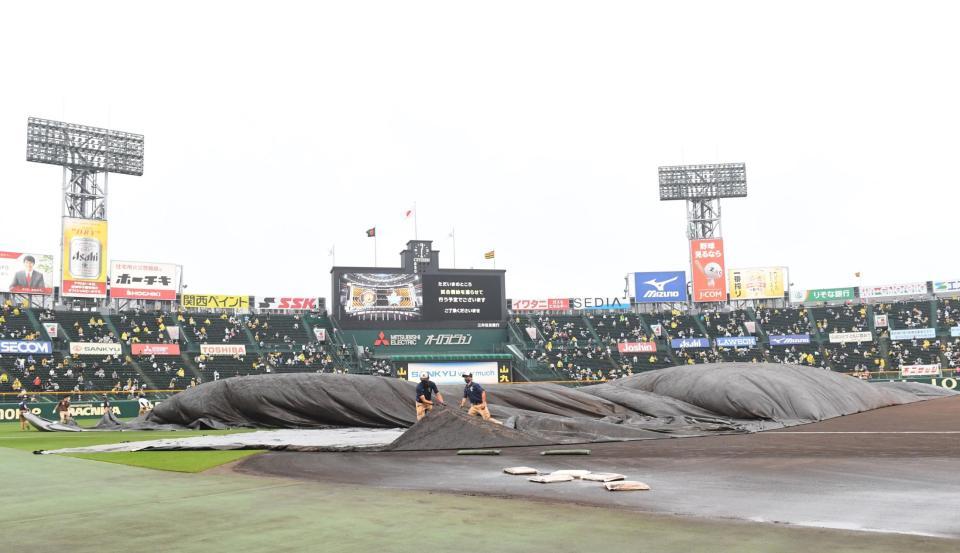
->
<box><xmin>0</xmin><ymin>421</ymin><xmax>262</xmax><ymax>472</ymax></box>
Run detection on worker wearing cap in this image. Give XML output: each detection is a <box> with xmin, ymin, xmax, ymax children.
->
<box><xmin>415</xmin><ymin>373</ymin><xmax>444</xmax><ymax>421</ymax></box>
<box><xmin>18</xmin><ymin>392</ymin><xmax>31</xmax><ymax>431</ymax></box>
<box><xmin>460</xmin><ymin>373</ymin><xmax>501</xmax><ymax>424</ymax></box>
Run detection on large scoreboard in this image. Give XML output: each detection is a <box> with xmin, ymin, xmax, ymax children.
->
<box><xmin>332</xmin><ymin>241</ymin><xmax>506</xmax><ymax>330</ymax></box>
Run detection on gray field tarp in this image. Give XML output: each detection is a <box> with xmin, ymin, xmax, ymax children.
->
<box><xmin>33</xmin><ymin>364</ymin><xmax>956</xmax><ymax>450</ymax></box>
<box><xmin>130</xmin><ymin>363</ymin><xmax>955</xmax><ymax>447</ymax></box>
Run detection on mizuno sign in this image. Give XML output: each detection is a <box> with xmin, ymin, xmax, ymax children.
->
<box><xmin>634</xmin><ymin>271</ymin><xmax>687</xmax><ymax>303</ymax></box>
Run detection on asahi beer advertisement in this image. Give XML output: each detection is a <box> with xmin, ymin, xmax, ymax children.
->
<box><xmin>0</xmin><ymin>251</ymin><xmax>55</xmax><ymax>295</ymax></box>
<box><xmin>61</xmin><ymin>218</ymin><xmax>108</xmax><ymax>298</ymax></box>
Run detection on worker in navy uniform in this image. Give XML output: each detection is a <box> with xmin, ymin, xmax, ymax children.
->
<box><xmin>18</xmin><ymin>392</ymin><xmax>31</xmax><ymax>431</ymax></box>
<box><xmin>459</xmin><ymin>373</ymin><xmax>501</xmax><ymax>424</ymax></box>
<box><xmin>415</xmin><ymin>373</ymin><xmax>444</xmax><ymax>421</ymax></box>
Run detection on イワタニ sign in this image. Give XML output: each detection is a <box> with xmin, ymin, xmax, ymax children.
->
<box><xmin>510</xmin><ymin>298</ymin><xmax>571</xmax><ymax>311</ymax></box>
<box><xmin>689</xmin><ymin>238</ymin><xmax>727</xmax><ymax>302</ymax></box>
<box><xmin>110</xmin><ymin>261</ymin><xmax>180</xmax><ymax>300</ymax></box>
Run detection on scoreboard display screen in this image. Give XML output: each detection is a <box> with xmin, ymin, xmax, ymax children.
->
<box><xmin>422</xmin><ymin>274</ymin><xmax>504</xmax><ymax>322</ymax></box>
<box><xmin>334</xmin><ymin>270</ymin><xmax>505</xmax><ymax>329</ymax></box>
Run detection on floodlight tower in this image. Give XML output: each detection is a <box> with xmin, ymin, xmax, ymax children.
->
<box><xmin>26</xmin><ymin>117</ymin><xmax>144</xmax><ymax>221</ymax></box>
<box><xmin>658</xmin><ymin>163</ymin><xmax>747</xmax><ymax>239</ymax></box>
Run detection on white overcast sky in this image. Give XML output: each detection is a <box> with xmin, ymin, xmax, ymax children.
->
<box><xmin>2</xmin><ymin>1</ymin><xmax>959</xmax><ymax>299</ymax></box>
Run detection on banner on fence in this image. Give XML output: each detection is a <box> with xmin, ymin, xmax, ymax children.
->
<box><xmin>828</xmin><ymin>331</ymin><xmax>873</xmax><ymax>344</ymax></box>
<box><xmin>617</xmin><ymin>342</ymin><xmax>657</xmax><ymax>353</ymax></box>
<box><xmin>889</xmin><ymin>328</ymin><xmax>936</xmax><ymax>341</ymax></box>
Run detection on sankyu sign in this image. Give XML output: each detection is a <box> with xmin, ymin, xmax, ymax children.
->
<box><xmin>671</xmin><ymin>337</ymin><xmax>710</xmax><ymax>349</ymax></box>
<box><xmin>200</xmin><ymin>344</ymin><xmax>247</xmax><ymax>356</ymax></box>
<box><xmin>406</xmin><ymin>361</ymin><xmax>498</xmax><ymax>384</ymax></box>
<box><xmin>617</xmin><ymin>342</ymin><xmax>657</xmax><ymax>353</ymax></box>
<box><xmin>256</xmin><ymin>296</ymin><xmax>320</xmax><ymax>311</ymax></box>
<box><xmin>900</xmin><ymin>364</ymin><xmax>942</xmax><ymax>377</ymax></box>
<box><xmin>768</xmin><ymin>334</ymin><xmax>811</xmax><ymax>346</ymax></box>
<box><xmin>110</xmin><ymin>261</ymin><xmax>180</xmax><ymax>300</ymax></box>
<box><xmin>510</xmin><ymin>299</ymin><xmax>570</xmax><ymax>311</ymax></box>
<box><xmin>828</xmin><ymin>331</ymin><xmax>873</xmax><ymax>344</ymax></box>
<box><xmin>859</xmin><ymin>282</ymin><xmax>928</xmax><ymax>299</ymax></box>
<box><xmin>715</xmin><ymin>336</ymin><xmax>757</xmax><ymax>347</ymax></box>
<box><xmin>932</xmin><ymin>280</ymin><xmax>960</xmax><ymax>295</ymax></box>
<box><xmin>889</xmin><ymin>328</ymin><xmax>936</xmax><ymax>341</ymax></box>
<box><xmin>0</xmin><ymin>340</ymin><xmax>53</xmax><ymax>354</ymax></box>
<box><xmin>131</xmin><ymin>343</ymin><xmax>182</xmax><ymax>356</ymax></box>
<box><xmin>634</xmin><ymin>272</ymin><xmax>687</xmax><ymax>303</ymax></box>
<box><xmin>570</xmin><ymin>297</ymin><xmax>630</xmax><ymax>311</ymax></box>
<box><xmin>69</xmin><ymin>342</ymin><xmax>122</xmax><ymax>355</ymax></box>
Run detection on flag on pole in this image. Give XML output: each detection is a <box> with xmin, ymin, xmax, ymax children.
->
<box><xmin>366</xmin><ymin>227</ymin><xmax>376</xmax><ymax>237</ymax></box>
<box><xmin>404</xmin><ymin>208</ymin><xmax>414</xmax><ymax>219</ymax></box>
<box><xmin>484</xmin><ymin>250</ymin><xmax>495</xmax><ymax>260</ymax></box>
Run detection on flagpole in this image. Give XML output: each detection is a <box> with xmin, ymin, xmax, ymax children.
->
<box><xmin>414</xmin><ymin>201</ymin><xmax>419</xmax><ymax>240</ymax></box>
<box><xmin>450</xmin><ymin>229</ymin><xmax>456</xmax><ymax>268</ymax></box>
<box><xmin>374</xmin><ymin>234</ymin><xmax>378</xmax><ymax>267</ymax></box>
<box><xmin>329</xmin><ymin>245</ymin><xmax>336</xmax><ymax>266</ymax></box>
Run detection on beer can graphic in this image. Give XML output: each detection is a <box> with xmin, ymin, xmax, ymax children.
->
<box><xmin>69</xmin><ymin>237</ymin><xmax>101</xmax><ymax>279</ymax></box>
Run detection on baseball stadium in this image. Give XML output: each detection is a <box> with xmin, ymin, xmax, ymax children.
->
<box><xmin>4</xmin><ymin>4</ymin><xmax>960</xmax><ymax>552</ymax></box>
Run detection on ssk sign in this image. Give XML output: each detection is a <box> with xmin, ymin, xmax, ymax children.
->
<box><xmin>634</xmin><ymin>271</ymin><xmax>687</xmax><ymax>303</ymax></box>
<box><xmin>0</xmin><ymin>340</ymin><xmax>53</xmax><ymax>354</ymax></box>
<box><xmin>617</xmin><ymin>342</ymin><xmax>657</xmax><ymax>353</ymax></box>
<box><xmin>256</xmin><ymin>296</ymin><xmax>319</xmax><ymax>311</ymax></box>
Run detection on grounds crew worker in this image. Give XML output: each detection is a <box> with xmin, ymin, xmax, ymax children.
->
<box><xmin>415</xmin><ymin>373</ymin><xmax>444</xmax><ymax>421</ymax></box>
<box><xmin>460</xmin><ymin>373</ymin><xmax>501</xmax><ymax>425</ymax></box>
<box><xmin>54</xmin><ymin>396</ymin><xmax>72</xmax><ymax>424</ymax></box>
<box><xmin>18</xmin><ymin>392</ymin><xmax>30</xmax><ymax>431</ymax></box>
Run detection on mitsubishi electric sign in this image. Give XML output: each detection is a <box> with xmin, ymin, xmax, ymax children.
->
<box><xmin>634</xmin><ymin>271</ymin><xmax>687</xmax><ymax>303</ymax></box>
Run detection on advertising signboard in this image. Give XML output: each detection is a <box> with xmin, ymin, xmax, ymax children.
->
<box><xmin>0</xmin><ymin>251</ymin><xmax>55</xmax><ymax>294</ymax></box>
<box><xmin>110</xmin><ymin>261</ymin><xmax>180</xmax><ymax>300</ymax></box>
<box><xmin>768</xmin><ymin>334</ymin><xmax>811</xmax><ymax>346</ymax></box>
<box><xmin>671</xmin><ymin>337</ymin><xmax>710</xmax><ymax>348</ymax></box>
<box><xmin>634</xmin><ymin>271</ymin><xmax>687</xmax><ymax>303</ymax></box>
<box><xmin>255</xmin><ymin>297</ymin><xmax>321</xmax><ymax>311</ymax></box>
<box><xmin>715</xmin><ymin>336</ymin><xmax>757</xmax><ymax>347</ymax></box>
<box><xmin>728</xmin><ymin>267</ymin><xmax>787</xmax><ymax>300</ymax></box>
<box><xmin>616</xmin><ymin>342</ymin><xmax>657</xmax><ymax>353</ymax></box>
<box><xmin>200</xmin><ymin>344</ymin><xmax>247</xmax><ymax>356</ymax></box>
<box><xmin>182</xmin><ymin>294</ymin><xmax>250</xmax><ymax>310</ymax></box>
<box><xmin>61</xmin><ymin>218</ymin><xmax>109</xmax><ymax>298</ymax></box>
<box><xmin>828</xmin><ymin>331</ymin><xmax>873</xmax><ymax>344</ymax></box>
<box><xmin>69</xmin><ymin>343</ymin><xmax>122</xmax><ymax>356</ymax></box>
<box><xmin>689</xmin><ymin>239</ymin><xmax>726</xmax><ymax>302</ymax></box>
<box><xmin>406</xmin><ymin>361</ymin><xmax>498</xmax><ymax>384</ymax></box>
<box><xmin>889</xmin><ymin>328</ymin><xmax>936</xmax><ymax>340</ymax></box>
<box><xmin>0</xmin><ymin>340</ymin><xmax>53</xmax><ymax>354</ymax></box>
<box><xmin>859</xmin><ymin>282</ymin><xmax>928</xmax><ymax>299</ymax></box>
<box><xmin>131</xmin><ymin>344</ymin><xmax>182</xmax><ymax>356</ymax></box>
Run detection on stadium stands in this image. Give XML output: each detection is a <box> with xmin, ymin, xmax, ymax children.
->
<box><xmin>812</xmin><ymin>304</ymin><xmax>869</xmax><ymax>334</ymax></box>
<box><xmin>875</xmin><ymin>301</ymin><xmax>931</xmax><ymax>329</ymax></box>
<box><xmin>756</xmin><ymin>306</ymin><xmax>812</xmax><ymax>335</ymax></box>
<box><xmin>823</xmin><ymin>343</ymin><xmax>883</xmax><ymax>373</ymax></box>
<box><xmin>701</xmin><ymin>310</ymin><xmax>749</xmax><ymax>337</ymax></box>
<box><xmin>650</xmin><ymin>309</ymin><xmax>706</xmax><ymax>338</ymax></box>
<box><xmin>181</xmin><ymin>312</ymin><xmax>248</xmax><ymax>344</ymax></box>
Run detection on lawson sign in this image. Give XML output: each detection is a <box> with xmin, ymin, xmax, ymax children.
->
<box><xmin>634</xmin><ymin>271</ymin><xmax>687</xmax><ymax>303</ymax></box>
<box><xmin>671</xmin><ymin>337</ymin><xmax>710</xmax><ymax>349</ymax></box>
<box><xmin>715</xmin><ymin>336</ymin><xmax>757</xmax><ymax>347</ymax></box>
<box><xmin>768</xmin><ymin>334</ymin><xmax>811</xmax><ymax>346</ymax></box>
<box><xmin>0</xmin><ymin>340</ymin><xmax>53</xmax><ymax>354</ymax></box>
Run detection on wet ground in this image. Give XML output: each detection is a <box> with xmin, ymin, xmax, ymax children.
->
<box><xmin>238</xmin><ymin>395</ymin><xmax>960</xmax><ymax>538</ymax></box>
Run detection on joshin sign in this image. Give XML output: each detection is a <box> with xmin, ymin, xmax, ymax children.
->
<box><xmin>690</xmin><ymin>238</ymin><xmax>726</xmax><ymax>302</ymax></box>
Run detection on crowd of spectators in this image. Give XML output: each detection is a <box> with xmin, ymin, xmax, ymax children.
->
<box><xmin>652</xmin><ymin>309</ymin><xmax>705</xmax><ymax>338</ymax></box>
<box><xmin>755</xmin><ymin>306</ymin><xmax>811</xmax><ymax>335</ymax></box>
<box><xmin>937</xmin><ymin>299</ymin><xmax>960</xmax><ymax>328</ymax></box>
<box><xmin>887</xmin><ymin>338</ymin><xmax>943</xmax><ymax>367</ymax></box>
<box><xmin>116</xmin><ymin>311</ymin><xmax>174</xmax><ymax>345</ymax></box>
<box><xmin>814</xmin><ymin>304</ymin><xmax>868</xmax><ymax>334</ymax></box>
<box><xmin>701</xmin><ymin>311</ymin><xmax>748</xmax><ymax>337</ymax></box>
<box><xmin>823</xmin><ymin>343</ymin><xmax>883</xmax><ymax>373</ymax></box>
<box><xmin>765</xmin><ymin>345</ymin><xmax>824</xmax><ymax>367</ymax></box>
<box><xmin>181</xmin><ymin>312</ymin><xmax>244</xmax><ymax>343</ymax></box>
<box><xmin>875</xmin><ymin>301</ymin><xmax>930</xmax><ymax>329</ymax></box>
